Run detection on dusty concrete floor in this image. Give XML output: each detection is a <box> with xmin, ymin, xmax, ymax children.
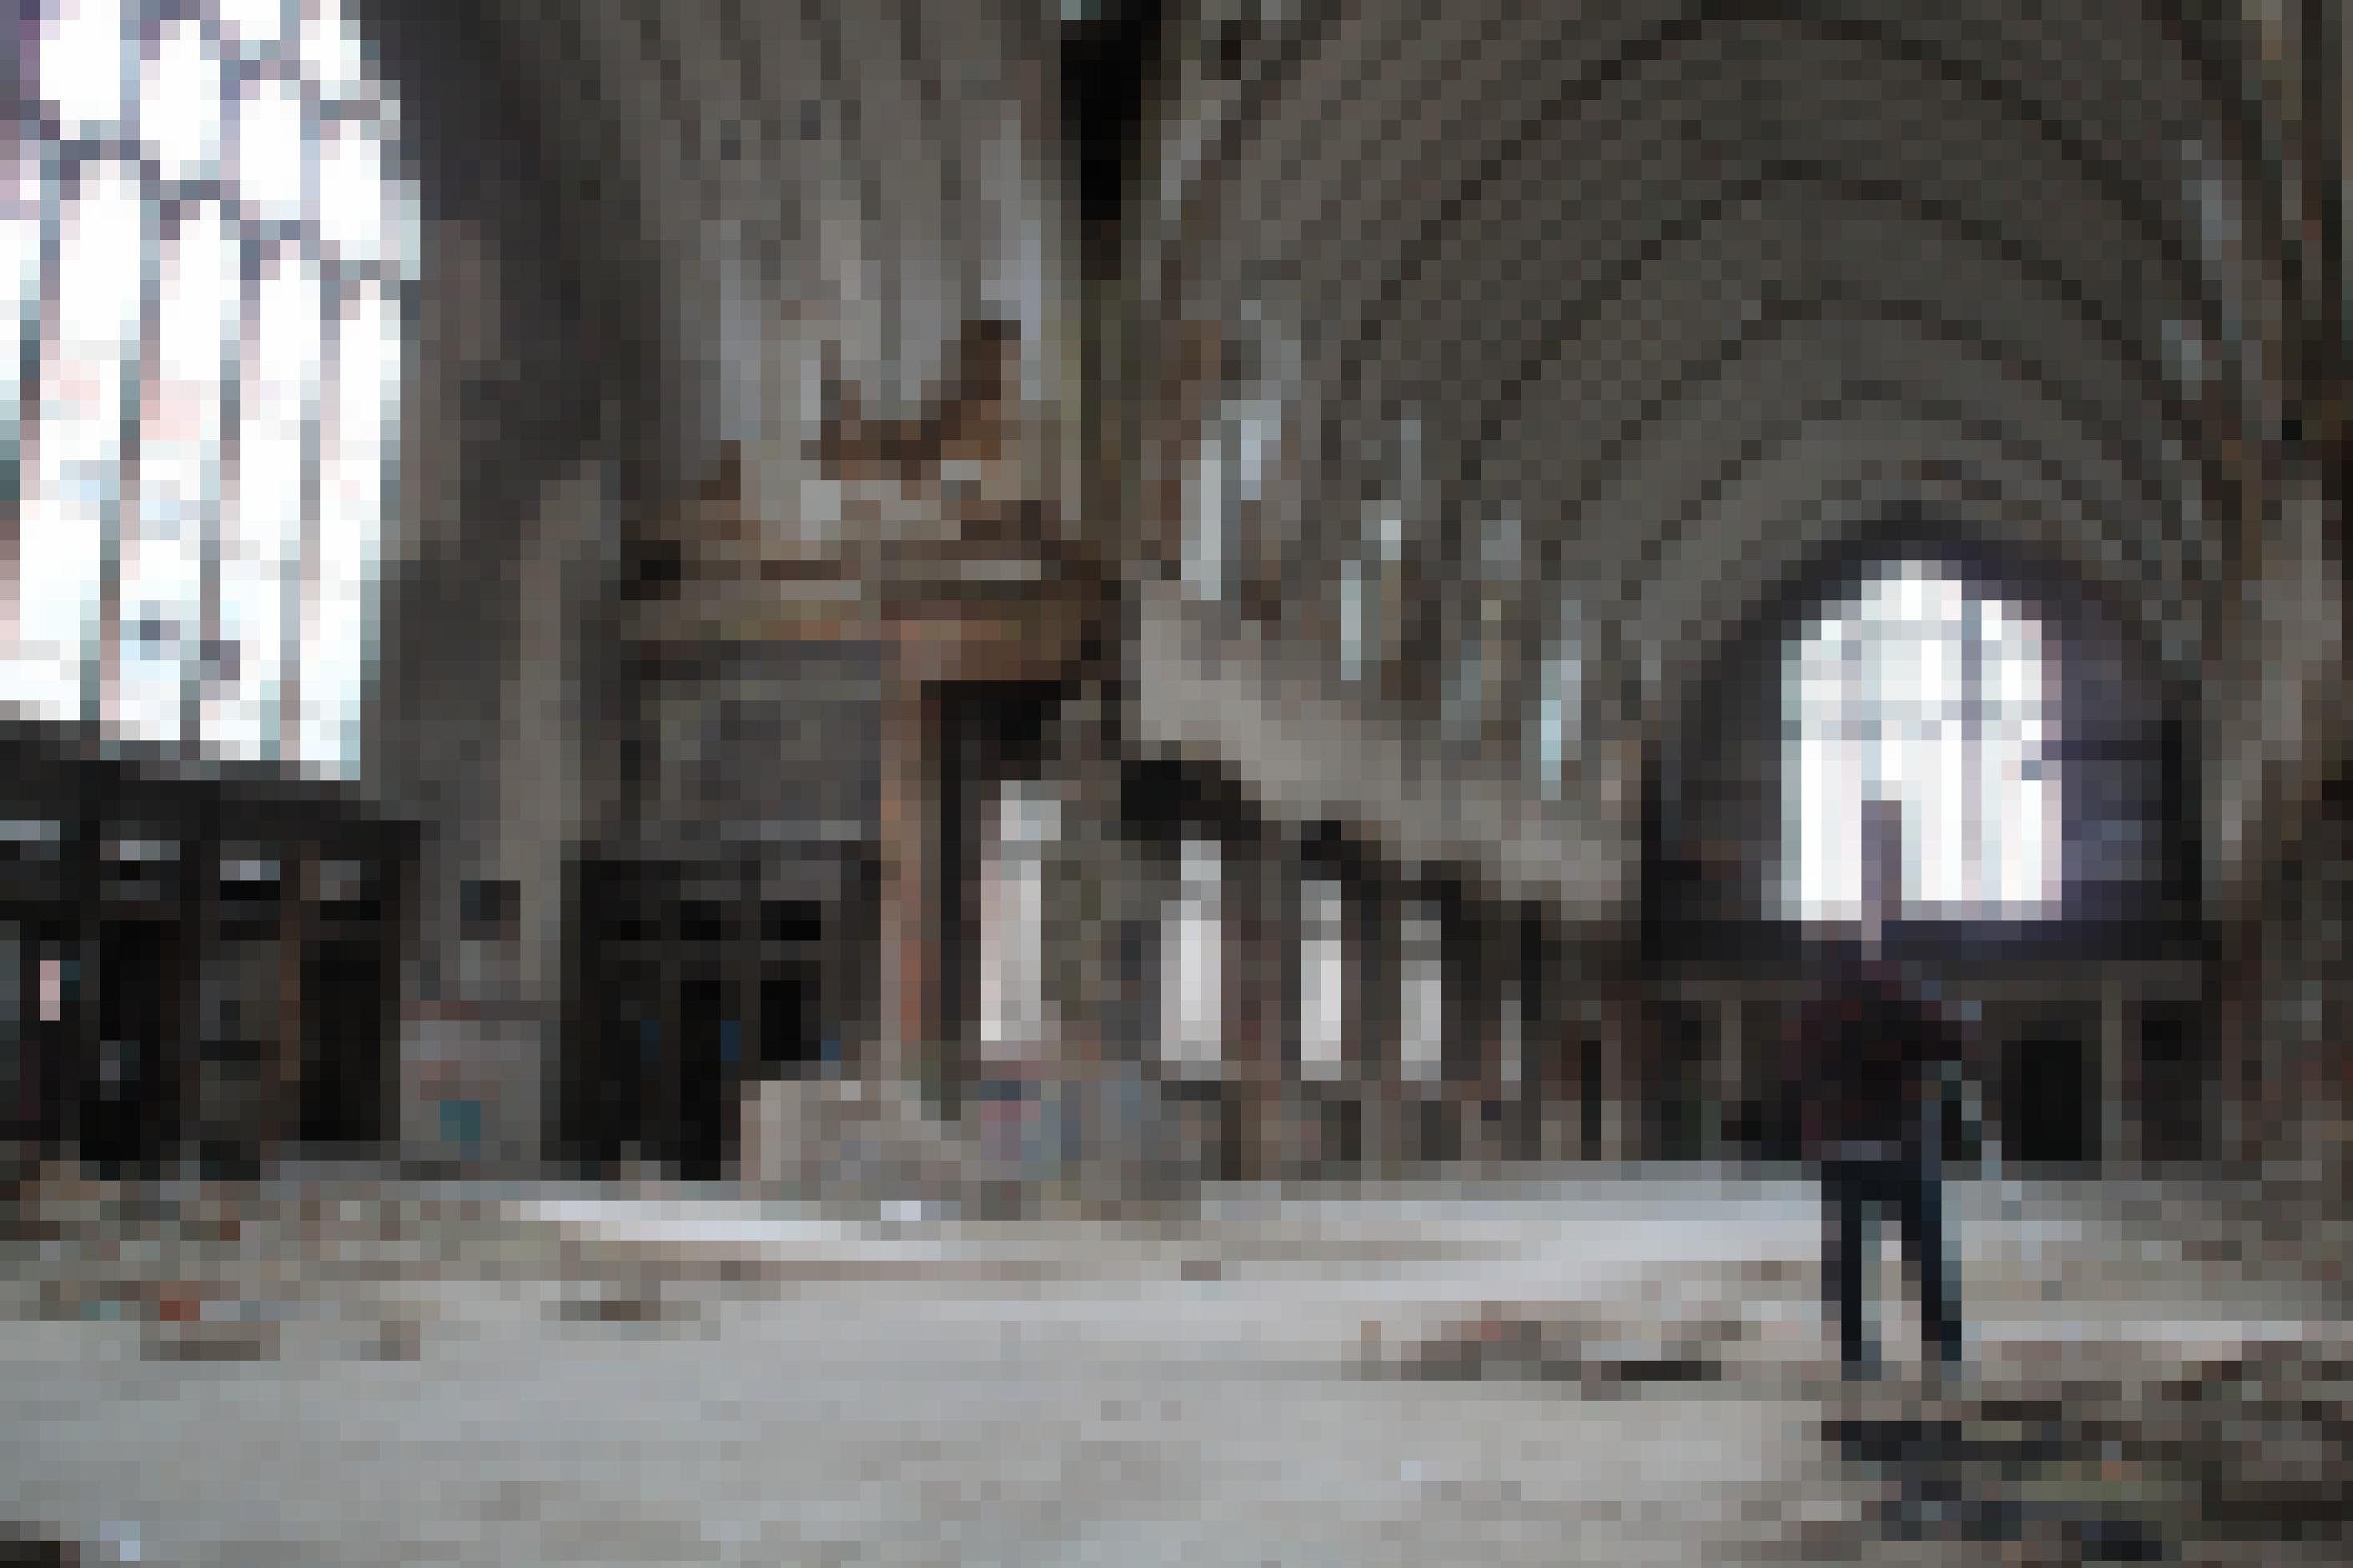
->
<box><xmin>0</xmin><ymin>1173</ymin><xmax>2344</xmax><ymax>1566</ymax></box>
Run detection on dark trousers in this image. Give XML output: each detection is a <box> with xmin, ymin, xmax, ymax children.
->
<box><xmin>1822</xmin><ymin>1156</ymin><xmax>1962</xmax><ymax>1369</ymax></box>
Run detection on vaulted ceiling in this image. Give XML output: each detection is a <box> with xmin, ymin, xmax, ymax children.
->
<box><xmin>1134</xmin><ymin>0</ymin><xmax>2342</xmax><ymax>912</ymax></box>
<box><xmin>1142</xmin><ymin>2</ymin><xmax>2303</xmax><ymax>698</ymax></box>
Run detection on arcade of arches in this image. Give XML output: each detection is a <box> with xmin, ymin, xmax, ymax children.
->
<box><xmin>0</xmin><ymin>0</ymin><xmax>2344</xmax><ymax>1192</ymax></box>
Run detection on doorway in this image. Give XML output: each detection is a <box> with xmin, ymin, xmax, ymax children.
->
<box><xmin>300</xmin><ymin>940</ymin><xmax>387</xmax><ymax>1147</ymax></box>
<box><xmin>2004</xmin><ymin>1021</ymin><xmax>2094</xmax><ymax>1170</ymax></box>
<box><xmin>86</xmin><ymin>920</ymin><xmax>173</xmax><ymax>1172</ymax></box>
<box><xmin>2137</xmin><ymin>1004</ymin><xmax>2206</xmax><ymax>1165</ymax></box>
<box><xmin>760</xmin><ymin>961</ymin><xmax>821</xmax><ymax>1074</ymax></box>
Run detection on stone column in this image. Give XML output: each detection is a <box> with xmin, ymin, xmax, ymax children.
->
<box><xmin>63</xmin><ymin>811</ymin><xmax>99</xmax><ymax>1159</ymax></box>
<box><xmin>173</xmin><ymin>828</ymin><xmax>218</xmax><ymax>1172</ymax></box>
<box><xmin>1255</xmin><ymin>833</ymin><xmax>1301</xmax><ymax>1181</ymax></box>
<box><xmin>1534</xmin><ymin>931</ymin><xmax>1580</xmax><ymax>1164</ymax></box>
<box><xmin>1538</xmin><ymin>1016</ymin><xmax>1579</xmax><ymax>1164</ymax></box>
<box><xmin>387</xmin><ymin>835</ymin><xmax>422</xmax><ymax>1158</ymax></box>
<box><xmin>1598</xmin><ymin>980</ymin><xmax>1637</xmax><ymax>1163</ymax></box>
<box><xmin>1222</xmin><ymin>827</ymin><xmax>1274</xmax><ymax>1184</ymax></box>
<box><xmin>1714</xmin><ymin>995</ymin><xmax>1744</xmax><ymax>1162</ymax></box>
<box><xmin>1497</xmin><ymin>972</ymin><xmax>1526</xmax><ymax>1164</ymax></box>
<box><xmin>733</xmin><ymin>854</ymin><xmax>761</xmax><ymax>1171</ymax></box>
<box><xmin>1472</xmin><ymin>908</ymin><xmax>1509</xmax><ymax>1169</ymax></box>
<box><xmin>654</xmin><ymin>868</ymin><xmax>682</xmax><ymax>1172</ymax></box>
<box><xmin>1358</xmin><ymin>874</ymin><xmax>1399</xmax><ymax>1176</ymax></box>
<box><xmin>2099</xmin><ymin>975</ymin><xmax>2139</xmax><ymax>1176</ymax></box>
<box><xmin>267</xmin><ymin>842</ymin><xmax>315</xmax><ymax>1163</ymax></box>
<box><xmin>878</xmin><ymin>678</ymin><xmax>942</xmax><ymax>1101</ymax></box>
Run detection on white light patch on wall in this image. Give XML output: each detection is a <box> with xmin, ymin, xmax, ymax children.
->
<box><xmin>1299</xmin><ymin>877</ymin><xmax>1346</xmax><ymax>1080</ymax></box>
<box><xmin>1400</xmin><ymin>902</ymin><xmax>1444</xmax><ymax>1085</ymax></box>
<box><xmin>1338</xmin><ymin>559</ymin><xmax>1365</xmax><ymax>683</ymax></box>
<box><xmin>1160</xmin><ymin>837</ymin><xmax>1223</xmax><ymax>1075</ymax></box>
<box><xmin>1183</xmin><ymin>425</ymin><xmax>1226</xmax><ymax>601</ymax></box>
<box><xmin>981</xmin><ymin>782</ymin><xmax>1058</xmax><ymax>1058</ymax></box>
<box><xmin>1536</xmin><ymin>611</ymin><xmax>1582</xmax><ymax>799</ymax></box>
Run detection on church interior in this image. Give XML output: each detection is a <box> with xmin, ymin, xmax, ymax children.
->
<box><xmin>0</xmin><ymin>2</ymin><xmax>2349</xmax><ymax>1558</ymax></box>
<box><xmin>3</xmin><ymin>0</ymin><xmax>2341</xmax><ymax>1197</ymax></box>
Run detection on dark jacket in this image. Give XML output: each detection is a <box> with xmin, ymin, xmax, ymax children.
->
<box><xmin>1783</xmin><ymin>956</ymin><xmax>1964</xmax><ymax>1161</ymax></box>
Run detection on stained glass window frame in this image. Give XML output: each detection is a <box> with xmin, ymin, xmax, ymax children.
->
<box><xmin>5</xmin><ymin>0</ymin><xmax>413</xmax><ymax>777</ymax></box>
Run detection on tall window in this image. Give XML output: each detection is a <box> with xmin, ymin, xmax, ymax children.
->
<box><xmin>6</xmin><ymin>0</ymin><xmax>412</xmax><ymax>776</ymax></box>
<box><xmin>1782</xmin><ymin>559</ymin><xmax>2060</xmax><ymax>923</ymax></box>
<box><xmin>1532</xmin><ymin>600</ymin><xmax>1582</xmax><ymax>801</ymax></box>
<box><xmin>1182</xmin><ymin>395</ymin><xmax>1278</xmax><ymax>606</ymax></box>
<box><xmin>1297</xmin><ymin>875</ymin><xmax>1345</xmax><ymax>1081</ymax></box>
<box><xmin>1399</xmin><ymin>898</ymin><xmax>1444</xmax><ymax>1085</ymax></box>
<box><xmin>978</xmin><ymin>780</ymin><xmax>1058</xmax><ymax>1057</ymax></box>
<box><xmin>1340</xmin><ymin>414</ymin><xmax>1415</xmax><ymax>686</ymax></box>
<box><xmin>1158</xmin><ymin>836</ymin><xmax>1223</xmax><ymax>1076</ymax></box>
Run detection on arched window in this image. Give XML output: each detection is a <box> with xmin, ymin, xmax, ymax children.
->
<box><xmin>1781</xmin><ymin>559</ymin><xmax>2060</xmax><ymax>924</ymax></box>
<box><xmin>6</xmin><ymin>0</ymin><xmax>413</xmax><ymax>776</ymax></box>
<box><xmin>1532</xmin><ymin>598</ymin><xmax>1582</xmax><ymax>801</ymax></box>
<box><xmin>1158</xmin><ymin>835</ymin><xmax>1223</xmax><ymax>1076</ymax></box>
<box><xmin>978</xmin><ymin>779</ymin><xmax>1058</xmax><ymax>1056</ymax></box>
<box><xmin>1181</xmin><ymin>395</ymin><xmax>1278</xmax><ymax>606</ymax></box>
<box><xmin>1296</xmin><ymin>873</ymin><xmax>1345</xmax><ymax>1080</ymax></box>
<box><xmin>1398</xmin><ymin>897</ymin><xmax>1444</xmax><ymax>1084</ymax></box>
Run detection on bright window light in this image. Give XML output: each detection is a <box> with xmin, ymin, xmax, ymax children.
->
<box><xmin>1781</xmin><ymin>559</ymin><xmax>2061</xmax><ymax>924</ymax></box>
<box><xmin>10</xmin><ymin>0</ymin><xmax>412</xmax><ymax>776</ymax></box>
<box><xmin>1299</xmin><ymin>877</ymin><xmax>1346</xmax><ymax>1080</ymax></box>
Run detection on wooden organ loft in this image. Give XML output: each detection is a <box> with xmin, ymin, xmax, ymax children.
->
<box><xmin>0</xmin><ymin>725</ymin><xmax>416</xmax><ymax>1178</ymax></box>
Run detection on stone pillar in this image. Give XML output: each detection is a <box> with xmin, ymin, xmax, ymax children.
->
<box><xmin>1598</xmin><ymin>981</ymin><xmax>1637</xmax><ymax>1163</ymax></box>
<box><xmin>266</xmin><ymin>843</ymin><xmax>315</xmax><ymax>1162</ymax></box>
<box><xmin>654</xmin><ymin>870</ymin><xmax>682</xmax><ymax>1172</ymax></box>
<box><xmin>173</xmin><ymin>828</ymin><xmax>218</xmax><ymax>1171</ymax></box>
<box><xmin>1358</xmin><ymin>875</ymin><xmax>1399</xmax><ymax>1176</ymax></box>
<box><xmin>1262</xmin><ymin>836</ymin><xmax>1304</xmax><ymax>1180</ymax></box>
<box><xmin>733</xmin><ymin>855</ymin><xmax>761</xmax><ymax>1170</ymax></box>
<box><xmin>2215</xmin><ymin>916</ymin><xmax>2261</xmax><ymax>1169</ymax></box>
<box><xmin>878</xmin><ymin>678</ymin><xmax>942</xmax><ymax>1101</ymax></box>
<box><xmin>1498</xmin><ymin>973</ymin><xmax>1526</xmax><ymax>1164</ymax></box>
<box><xmin>62</xmin><ymin>811</ymin><xmax>99</xmax><ymax>1159</ymax></box>
<box><xmin>1534</xmin><ymin>931</ymin><xmax>1580</xmax><ymax>1163</ymax></box>
<box><xmin>1715</xmin><ymin>996</ymin><xmax>1745</xmax><ymax>1163</ymax></box>
<box><xmin>388</xmin><ymin>836</ymin><xmax>422</xmax><ymax>1159</ymax></box>
<box><xmin>1223</xmin><ymin>827</ymin><xmax>1275</xmax><ymax>1183</ymax></box>
<box><xmin>1538</xmin><ymin>1018</ymin><xmax>1579</xmax><ymax>1163</ymax></box>
<box><xmin>2099</xmin><ymin>976</ymin><xmax>2139</xmax><ymax>1176</ymax></box>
